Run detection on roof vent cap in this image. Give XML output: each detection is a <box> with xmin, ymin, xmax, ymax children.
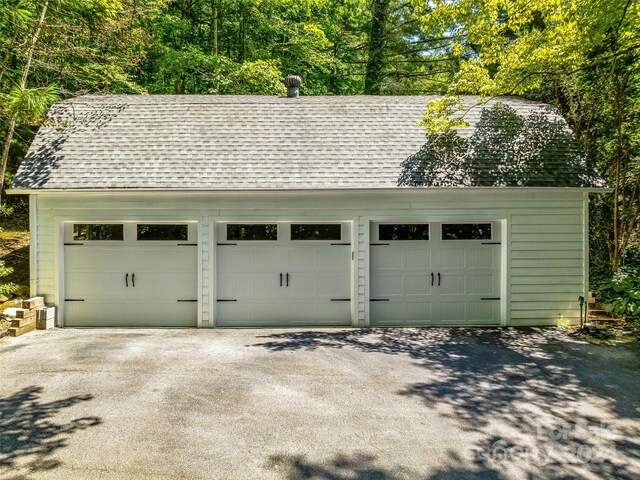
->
<box><xmin>284</xmin><ymin>74</ymin><xmax>302</xmax><ymax>97</ymax></box>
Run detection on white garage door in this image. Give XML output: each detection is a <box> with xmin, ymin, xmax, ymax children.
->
<box><xmin>216</xmin><ymin>222</ymin><xmax>351</xmax><ymax>326</ymax></box>
<box><xmin>64</xmin><ymin>223</ymin><xmax>197</xmax><ymax>327</ymax></box>
<box><xmin>370</xmin><ymin>222</ymin><xmax>501</xmax><ymax>326</ymax></box>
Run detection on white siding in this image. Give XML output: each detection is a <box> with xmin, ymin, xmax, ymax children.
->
<box><xmin>31</xmin><ymin>196</ymin><xmax>55</xmax><ymax>304</ymax></box>
<box><xmin>200</xmin><ymin>216</ymin><xmax>210</xmax><ymax>327</ymax></box>
<box><xmin>31</xmin><ymin>189</ymin><xmax>588</xmax><ymax>327</ymax></box>
<box><xmin>357</xmin><ymin>216</ymin><xmax>367</xmax><ymax>327</ymax></box>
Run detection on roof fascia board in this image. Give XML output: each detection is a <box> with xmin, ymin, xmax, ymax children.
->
<box><xmin>8</xmin><ymin>186</ymin><xmax>612</xmax><ymax>195</ymax></box>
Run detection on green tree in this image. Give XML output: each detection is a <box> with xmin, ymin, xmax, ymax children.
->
<box><xmin>133</xmin><ymin>0</ymin><xmax>455</xmax><ymax>96</ymax></box>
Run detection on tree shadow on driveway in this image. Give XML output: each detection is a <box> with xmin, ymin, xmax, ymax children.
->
<box><xmin>255</xmin><ymin>328</ymin><xmax>640</xmax><ymax>479</ymax></box>
<box><xmin>266</xmin><ymin>451</ymin><xmax>503</xmax><ymax>480</ymax></box>
<box><xmin>0</xmin><ymin>385</ymin><xmax>101</xmax><ymax>476</ymax></box>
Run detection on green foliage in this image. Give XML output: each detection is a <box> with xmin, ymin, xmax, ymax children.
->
<box><xmin>144</xmin><ymin>47</ymin><xmax>285</xmax><ymax>95</ymax></box>
<box><xmin>1</xmin><ymin>85</ymin><xmax>58</xmax><ymax>124</ymax></box>
<box><xmin>223</xmin><ymin>61</ymin><xmax>285</xmax><ymax>96</ymax></box>
<box><xmin>416</xmin><ymin>0</ymin><xmax>640</xmax><ymax>95</ymax></box>
<box><xmin>133</xmin><ymin>0</ymin><xmax>455</xmax><ymax>95</ymax></box>
<box><xmin>592</xmin><ymin>246</ymin><xmax>640</xmax><ymax>322</ymax></box>
<box><xmin>0</xmin><ymin>203</ymin><xmax>13</xmax><ymax>218</ymax></box>
<box><xmin>415</xmin><ymin>0</ymin><xmax>640</xmax><ymax>133</ymax></box>
<box><xmin>138</xmin><ymin>0</ymin><xmax>367</xmax><ymax>94</ymax></box>
<box><xmin>0</xmin><ymin>262</ymin><xmax>15</xmax><ymax>296</ymax></box>
<box><xmin>418</xmin><ymin>97</ymin><xmax>469</xmax><ymax>134</ymax></box>
<box><xmin>0</xmin><ymin>227</ymin><xmax>17</xmax><ymax>297</ymax></box>
<box><xmin>600</xmin><ymin>275</ymin><xmax>640</xmax><ymax>323</ymax></box>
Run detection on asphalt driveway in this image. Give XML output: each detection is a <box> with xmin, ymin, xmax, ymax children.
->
<box><xmin>1</xmin><ymin>327</ymin><xmax>639</xmax><ymax>480</ymax></box>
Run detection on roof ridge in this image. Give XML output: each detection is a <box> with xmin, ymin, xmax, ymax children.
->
<box><xmin>57</xmin><ymin>94</ymin><xmax>540</xmax><ymax>106</ymax></box>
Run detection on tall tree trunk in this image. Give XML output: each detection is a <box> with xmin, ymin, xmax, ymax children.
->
<box><xmin>0</xmin><ymin>115</ymin><xmax>18</xmax><ymax>199</ymax></box>
<box><xmin>211</xmin><ymin>0</ymin><xmax>219</xmax><ymax>55</ymax></box>
<box><xmin>239</xmin><ymin>5</ymin><xmax>246</xmax><ymax>62</ymax></box>
<box><xmin>0</xmin><ymin>0</ymin><xmax>49</xmax><ymax>200</ymax></box>
<box><xmin>175</xmin><ymin>74</ymin><xmax>185</xmax><ymax>94</ymax></box>
<box><xmin>611</xmin><ymin>78</ymin><xmax>626</xmax><ymax>272</ymax></box>
<box><xmin>364</xmin><ymin>0</ymin><xmax>390</xmax><ymax>94</ymax></box>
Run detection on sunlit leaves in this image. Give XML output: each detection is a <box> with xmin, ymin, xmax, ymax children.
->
<box><xmin>415</xmin><ymin>0</ymin><xmax>640</xmax><ymax>98</ymax></box>
<box><xmin>0</xmin><ymin>85</ymin><xmax>58</xmax><ymax>125</ymax></box>
<box><xmin>221</xmin><ymin>60</ymin><xmax>286</xmax><ymax>95</ymax></box>
<box><xmin>418</xmin><ymin>96</ymin><xmax>468</xmax><ymax>133</ymax></box>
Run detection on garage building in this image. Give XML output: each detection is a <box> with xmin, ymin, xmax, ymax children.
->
<box><xmin>8</xmin><ymin>94</ymin><xmax>605</xmax><ymax>327</ymax></box>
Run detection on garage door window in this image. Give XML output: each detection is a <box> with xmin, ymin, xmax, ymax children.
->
<box><xmin>379</xmin><ymin>224</ymin><xmax>429</xmax><ymax>241</ymax></box>
<box><xmin>227</xmin><ymin>224</ymin><xmax>278</xmax><ymax>241</ymax></box>
<box><xmin>291</xmin><ymin>224</ymin><xmax>341</xmax><ymax>241</ymax></box>
<box><xmin>73</xmin><ymin>224</ymin><xmax>124</xmax><ymax>241</ymax></box>
<box><xmin>442</xmin><ymin>223</ymin><xmax>492</xmax><ymax>240</ymax></box>
<box><xmin>137</xmin><ymin>224</ymin><xmax>188</xmax><ymax>241</ymax></box>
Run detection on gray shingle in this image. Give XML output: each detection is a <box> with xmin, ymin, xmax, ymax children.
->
<box><xmin>9</xmin><ymin>94</ymin><xmax>605</xmax><ymax>190</ymax></box>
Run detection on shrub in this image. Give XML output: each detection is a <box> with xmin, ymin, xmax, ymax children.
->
<box><xmin>596</xmin><ymin>246</ymin><xmax>640</xmax><ymax>322</ymax></box>
<box><xmin>0</xmin><ymin>227</ymin><xmax>17</xmax><ymax>298</ymax></box>
<box><xmin>600</xmin><ymin>272</ymin><xmax>640</xmax><ymax>322</ymax></box>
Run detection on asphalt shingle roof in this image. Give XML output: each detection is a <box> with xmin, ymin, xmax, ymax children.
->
<box><xmin>10</xmin><ymin>94</ymin><xmax>605</xmax><ymax>191</ymax></box>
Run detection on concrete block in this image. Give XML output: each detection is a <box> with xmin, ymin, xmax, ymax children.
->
<box><xmin>37</xmin><ymin>317</ymin><xmax>55</xmax><ymax>330</ymax></box>
<box><xmin>37</xmin><ymin>307</ymin><xmax>56</xmax><ymax>320</ymax></box>
<box><xmin>36</xmin><ymin>307</ymin><xmax>56</xmax><ymax>329</ymax></box>
<box><xmin>2</xmin><ymin>307</ymin><xmax>18</xmax><ymax>317</ymax></box>
<box><xmin>22</xmin><ymin>297</ymin><xmax>45</xmax><ymax>310</ymax></box>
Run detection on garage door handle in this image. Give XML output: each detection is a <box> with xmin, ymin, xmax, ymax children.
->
<box><xmin>132</xmin><ymin>273</ymin><xmax>135</xmax><ymax>287</ymax></box>
<box><xmin>438</xmin><ymin>273</ymin><xmax>441</xmax><ymax>286</ymax></box>
<box><xmin>431</xmin><ymin>273</ymin><xmax>434</xmax><ymax>286</ymax></box>
<box><xmin>280</xmin><ymin>273</ymin><xmax>283</xmax><ymax>287</ymax></box>
<box><xmin>125</xmin><ymin>273</ymin><xmax>128</xmax><ymax>287</ymax></box>
<box><xmin>286</xmin><ymin>273</ymin><xmax>290</xmax><ymax>287</ymax></box>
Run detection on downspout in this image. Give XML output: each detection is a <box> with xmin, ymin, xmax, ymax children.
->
<box><xmin>583</xmin><ymin>191</ymin><xmax>590</xmax><ymax>325</ymax></box>
<box><xmin>576</xmin><ymin>191</ymin><xmax>589</xmax><ymax>332</ymax></box>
